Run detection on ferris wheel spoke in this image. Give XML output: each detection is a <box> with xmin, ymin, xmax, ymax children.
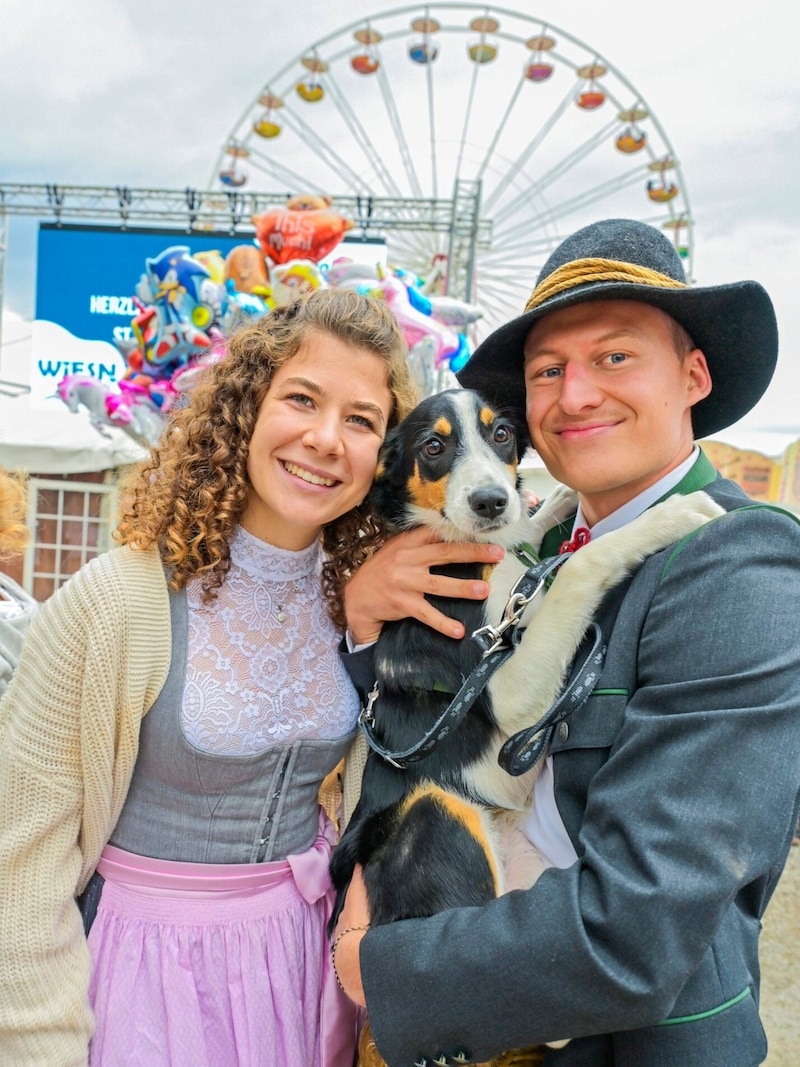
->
<box><xmin>453</xmin><ymin>58</ymin><xmax>483</xmax><ymax>190</ymax></box>
<box><xmin>389</xmin><ymin>235</ymin><xmax>447</xmax><ymax>277</ymax></box>
<box><xmin>476</xmin><ymin>271</ymin><xmax>533</xmax><ymax>294</ymax></box>
<box><xmin>494</xmin><ymin>170</ymin><xmax>649</xmax><ymax>252</ymax></box>
<box><xmin>487</xmin><ymin>230</ymin><xmax>563</xmax><ymax>259</ymax></box>
<box><xmin>471</xmin><ymin>272</ymin><xmax>521</xmax><ymax>295</ymax></box>
<box><xmin>492</xmin><ymin>152</ymin><xmax>648</xmax><ymax>239</ymax></box>
<box><xmin>245</xmin><ymin>151</ymin><xmax>334</xmax><ymax>197</ymax></box>
<box><xmin>425</xmin><ymin>57</ymin><xmax>438</xmax><ymax>199</ymax></box>
<box><xmin>279</xmin><ymin>110</ymin><xmax>377</xmax><ymax>195</ymax></box>
<box><xmin>481</xmin><ymin>86</ymin><xmax>575</xmax><ymax>215</ymax></box>
<box><xmin>521</xmin><ymin>118</ymin><xmax>618</xmax><ymax>190</ymax></box>
<box><xmin>376</xmin><ymin>62</ymin><xmax>426</xmax><ymax>200</ymax></box>
<box><xmin>486</xmin><ymin>230</ymin><xmax>558</xmax><ymax>259</ymax></box>
<box><xmin>475</xmin><ymin>75</ymin><xmax>526</xmax><ymax>184</ymax></box>
<box><xmin>322</xmin><ymin>70</ymin><xmax>406</xmax><ymax>198</ymax></box>
<box><xmin>480</xmin><ymin>247</ymin><xmax>542</xmax><ymax>270</ymax></box>
<box><xmin>490</xmin><ymin>119</ymin><xmax>621</xmax><ymax>232</ymax></box>
<box><xmin>476</xmin><ymin>264</ymin><xmax>544</xmax><ymax>285</ymax></box>
<box><xmin>390</xmin><ymin>232</ymin><xmax>440</xmax><ymax>259</ymax></box>
<box><xmin>542</xmin><ymin>166</ymin><xmax>651</xmax><ymax>221</ymax></box>
<box><xmin>478</xmin><ymin>235</ymin><xmax>560</xmax><ymax>268</ymax></box>
<box><xmin>471</xmin><ymin>281</ymin><xmax>528</xmax><ymax>326</ymax></box>
<box><xmin>641</xmin><ymin>208</ymin><xmax>689</xmax><ymax>228</ymax></box>
<box><xmin>491</xmin><ymin>120</ymin><xmax>624</xmax><ymax>234</ymax></box>
<box><xmin>474</xmin><ymin>290</ymin><xmax>527</xmax><ymax>318</ymax></box>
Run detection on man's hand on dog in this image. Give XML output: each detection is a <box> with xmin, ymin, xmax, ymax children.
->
<box><xmin>345</xmin><ymin>527</ymin><xmax>504</xmax><ymax>644</ymax></box>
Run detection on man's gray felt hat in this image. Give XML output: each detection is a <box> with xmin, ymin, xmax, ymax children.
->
<box><xmin>456</xmin><ymin>218</ymin><xmax>778</xmax><ymax>439</ymax></box>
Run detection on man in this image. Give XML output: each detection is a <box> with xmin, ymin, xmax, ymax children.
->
<box><xmin>335</xmin><ymin>218</ymin><xmax>800</xmax><ymax>1066</ymax></box>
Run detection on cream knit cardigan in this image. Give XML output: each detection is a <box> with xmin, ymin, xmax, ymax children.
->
<box><xmin>0</xmin><ymin>545</ymin><xmax>171</xmax><ymax>1067</ymax></box>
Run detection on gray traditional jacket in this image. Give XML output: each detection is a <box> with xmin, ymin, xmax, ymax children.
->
<box><xmin>341</xmin><ymin>455</ymin><xmax>800</xmax><ymax>1067</ymax></box>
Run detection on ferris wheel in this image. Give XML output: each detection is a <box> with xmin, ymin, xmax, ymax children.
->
<box><xmin>211</xmin><ymin>3</ymin><xmax>693</xmax><ymax>338</ymax></box>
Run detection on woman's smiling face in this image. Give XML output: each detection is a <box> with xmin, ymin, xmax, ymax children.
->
<box><xmin>241</xmin><ymin>329</ymin><xmax>393</xmax><ymax>550</ymax></box>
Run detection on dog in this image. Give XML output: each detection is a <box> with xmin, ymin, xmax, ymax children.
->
<box><xmin>330</xmin><ymin>388</ymin><xmax>542</xmax><ymax>924</ymax></box>
<box><xmin>329</xmin><ymin>388</ymin><xmax>726</xmax><ymax>1049</ymax></box>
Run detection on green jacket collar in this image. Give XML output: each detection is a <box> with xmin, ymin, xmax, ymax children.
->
<box><xmin>653</xmin><ymin>448</ymin><xmax>718</xmax><ymax>503</ymax></box>
<box><xmin>539</xmin><ymin>450</ymin><xmax>719</xmax><ymax>558</ymax></box>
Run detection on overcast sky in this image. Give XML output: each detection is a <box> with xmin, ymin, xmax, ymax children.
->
<box><xmin>1</xmin><ymin>0</ymin><xmax>797</xmax><ymax>437</ymax></box>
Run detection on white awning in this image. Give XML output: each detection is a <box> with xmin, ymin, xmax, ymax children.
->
<box><xmin>0</xmin><ymin>317</ymin><xmax>147</xmax><ymax>474</ymax></box>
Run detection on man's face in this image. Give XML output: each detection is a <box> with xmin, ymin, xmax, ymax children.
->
<box><xmin>523</xmin><ymin>299</ymin><xmax>711</xmax><ymax>526</ymax></box>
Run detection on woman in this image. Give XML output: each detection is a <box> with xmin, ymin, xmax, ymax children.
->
<box><xmin>0</xmin><ymin>289</ymin><xmax>417</xmax><ymax>1067</ymax></box>
<box><xmin>0</xmin><ymin>467</ymin><xmax>37</xmax><ymax>700</ymax></box>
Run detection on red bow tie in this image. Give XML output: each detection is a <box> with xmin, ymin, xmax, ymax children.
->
<box><xmin>559</xmin><ymin>527</ymin><xmax>592</xmax><ymax>554</ymax></box>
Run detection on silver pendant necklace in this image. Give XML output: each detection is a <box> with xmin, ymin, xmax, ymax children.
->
<box><xmin>275</xmin><ymin>577</ymin><xmax>301</xmax><ymax>625</ymax></box>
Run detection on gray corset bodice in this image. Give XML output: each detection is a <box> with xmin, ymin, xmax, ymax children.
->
<box><xmin>110</xmin><ymin>586</ymin><xmax>355</xmax><ymax>863</ymax></box>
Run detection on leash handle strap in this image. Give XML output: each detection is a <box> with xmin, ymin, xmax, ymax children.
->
<box><xmin>498</xmin><ymin>623</ymin><xmax>606</xmax><ymax>776</ymax></box>
<box><xmin>358</xmin><ymin>553</ymin><xmax>572</xmax><ymax>769</ymax></box>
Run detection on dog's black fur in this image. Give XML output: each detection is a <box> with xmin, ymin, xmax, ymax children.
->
<box><xmin>329</xmin><ymin>388</ymin><xmax>532</xmax><ymax>928</ymax></box>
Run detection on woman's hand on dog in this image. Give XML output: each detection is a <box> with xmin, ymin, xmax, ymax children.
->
<box><xmin>345</xmin><ymin>527</ymin><xmax>504</xmax><ymax>644</ymax></box>
<box><xmin>331</xmin><ymin>865</ymin><xmax>371</xmax><ymax>1006</ymax></box>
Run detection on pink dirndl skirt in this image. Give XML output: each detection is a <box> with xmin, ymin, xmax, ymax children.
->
<box><xmin>87</xmin><ymin>812</ymin><xmax>360</xmax><ymax>1067</ymax></box>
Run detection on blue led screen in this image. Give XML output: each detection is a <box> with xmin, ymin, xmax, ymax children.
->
<box><xmin>35</xmin><ymin>224</ymin><xmax>252</xmax><ymax>345</ymax></box>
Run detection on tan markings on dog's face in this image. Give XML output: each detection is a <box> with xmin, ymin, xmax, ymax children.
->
<box><xmin>409</xmin><ymin>462</ymin><xmax>448</xmax><ymax>512</ymax></box>
<box><xmin>433</xmin><ymin>416</ymin><xmax>452</xmax><ymax>436</ymax></box>
<box><xmin>402</xmin><ymin>784</ymin><xmax>501</xmax><ymax>895</ymax></box>
<box><xmin>375</xmin><ymin>460</ymin><xmax>386</xmax><ymax>479</ymax></box>
<box><xmin>480</xmin><ymin>406</ymin><xmax>497</xmax><ymax>427</ymax></box>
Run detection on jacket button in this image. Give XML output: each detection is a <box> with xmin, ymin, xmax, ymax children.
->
<box><xmin>558</xmin><ymin>722</ymin><xmax>569</xmax><ymax>742</ymax></box>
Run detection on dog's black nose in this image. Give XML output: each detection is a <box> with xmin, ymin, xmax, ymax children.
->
<box><xmin>469</xmin><ymin>487</ymin><xmax>508</xmax><ymax>519</ymax></box>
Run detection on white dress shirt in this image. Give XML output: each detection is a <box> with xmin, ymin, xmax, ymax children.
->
<box><xmin>521</xmin><ymin>448</ymin><xmax>700</xmax><ymax>868</ymax></box>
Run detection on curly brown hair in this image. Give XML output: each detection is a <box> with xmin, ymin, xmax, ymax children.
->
<box><xmin>0</xmin><ymin>468</ymin><xmax>30</xmax><ymax>561</ymax></box>
<box><xmin>116</xmin><ymin>288</ymin><xmax>418</xmax><ymax>629</ymax></box>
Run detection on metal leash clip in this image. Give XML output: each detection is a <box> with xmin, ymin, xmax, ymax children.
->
<box><xmin>358</xmin><ymin>682</ymin><xmax>380</xmax><ymax>726</ymax></box>
<box><xmin>471</xmin><ymin>570</ymin><xmax>550</xmax><ymax>656</ymax></box>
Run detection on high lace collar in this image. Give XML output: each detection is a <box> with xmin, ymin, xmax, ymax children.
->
<box><xmin>229</xmin><ymin>525</ymin><xmax>321</xmax><ymax>582</ymax></box>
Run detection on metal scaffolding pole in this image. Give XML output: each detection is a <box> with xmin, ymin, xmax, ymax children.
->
<box><xmin>0</xmin><ymin>182</ymin><xmax>473</xmax><ymax>235</ymax></box>
<box><xmin>0</xmin><ymin>181</ymin><xmax>488</xmax><ymax>333</ymax></box>
<box><xmin>446</xmin><ymin>179</ymin><xmax>485</xmax><ymax>303</ymax></box>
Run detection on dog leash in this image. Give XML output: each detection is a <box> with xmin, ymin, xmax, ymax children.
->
<box><xmin>359</xmin><ymin>549</ymin><xmax>604</xmax><ymax>771</ymax></box>
<box><xmin>497</xmin><ymin>623</ymin><xmax>605</xmax><ymax>775</ymax></box>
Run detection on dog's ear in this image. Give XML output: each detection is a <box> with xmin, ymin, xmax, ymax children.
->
<box><xmin>369</xmin><ymin>425</ymin><xmax>411</xmax><ymax>528</ymax></box>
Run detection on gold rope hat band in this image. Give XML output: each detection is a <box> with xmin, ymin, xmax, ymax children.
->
<box><xmin>523</xmin><ymin>257</ymin><xmax>688</xmax><ymax>313</ymax></box>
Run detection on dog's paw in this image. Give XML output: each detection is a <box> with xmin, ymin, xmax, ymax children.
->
<box><xmin>562</xmin><ymin>490</ymin><xmax>725</xmax><ymax>593</ymax></box>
